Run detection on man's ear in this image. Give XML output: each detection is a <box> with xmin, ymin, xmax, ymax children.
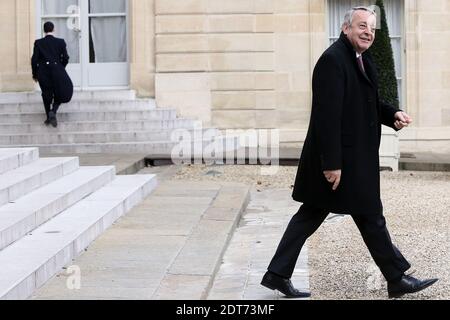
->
<box><xmin>342</xmin><ymin>24</ymin><xmax>349</xmax><ymax>35</ymax></box>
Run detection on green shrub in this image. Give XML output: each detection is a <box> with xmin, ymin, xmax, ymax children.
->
<box><xmin>370</xmin><ymin>0</ymin><xmax>400</xmax><ymax>108</ymax></box>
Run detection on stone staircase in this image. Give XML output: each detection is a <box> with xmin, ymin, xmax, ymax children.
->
<box><xmin>0</xmin><ymin>90</ymin><xmax>233</xmax><ymax>156</ymax></box>
<box><xmin>0</xmin><ymin>147</ymin><xmax>157</xmax><ymax>299</ymax></box>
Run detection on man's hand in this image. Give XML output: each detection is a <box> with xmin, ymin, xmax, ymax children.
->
<box><xmin>394</xmin><ymin>111</ymin><xmax>412</xmax><ymax>130</ymax></box>
<box><xmin>323</xmin><ymin>170</ymin><xmax>341</xmax><ymax>191</ymax></box>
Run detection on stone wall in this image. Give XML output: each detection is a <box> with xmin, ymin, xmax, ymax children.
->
<box><xmin>0</xmin><ymin>0</ymin><xmax>35</xmax><ymax>92</ymax></box>
<box><xmin>400</xmin><ymin>0</ymin><xmax>450</xmax><ymax>152</ymax></box>
<box><xmin>130</xmin><ymin>0</ymin><xmax>155</xmax><ymax>97</ymax></box>
<box><xmin>0</xmin><ymin>0</ymin><xmax>449</xmax><ymax>152</ymax></box>
<box><xmin>154</xmin><ymin>0</ymin><xmax>326</xmax><ymax>140</ymax></box>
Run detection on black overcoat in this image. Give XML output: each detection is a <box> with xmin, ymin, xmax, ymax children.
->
<box><xmin>31</xmin><ymin>35</ymin><xmax>73</xmax><ymax>103</ymax></box>
<box><xmin>292</xmin><ymin>32</ymin><xmax>400</xmax><ymax>215</ymax></box>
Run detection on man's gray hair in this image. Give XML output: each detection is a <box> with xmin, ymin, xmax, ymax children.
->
<box><xmin>342</xmin><ymin>6</ymin><xmax>377</xmax><ymax>28</ymax></box>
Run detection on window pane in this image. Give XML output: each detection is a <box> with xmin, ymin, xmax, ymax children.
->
<box><xmin>384</xmin><ymin>0</ymin><xmax>402</xmax><ymax>36</ymax></box>
<box><xmin>89</xmin><ymin>17</ymin><xmax>127</xmax><ymax>63</ymax></box>
<box><xmin>328</xmin><ymin>0</ymin><xmax>401</xmax><ymax>37</ymax></box>
<box><xmin>397</xmin><ymin>79</ymin><xmax>403</xmax><ymax>107</ymax></box>
<box><xmin>43</xmin><ymin>0</ymin><xmax>78</xmax><ymax>15</ymax></box>
<box><xmin>89</xmin><ymin>0</ymin><xmax>126</xmax><ymax>14</ymax></box>
<box><xmin>391</xmin><ymin>38</ymin><xmax>402</xmax><ymax>76</ymax></box>
<box><xmin>328</xmin><ymin>0</ymin><xmax>404</xmax><ymax>107</ymax></box>
<box><xmin>42</xmin><ymin>18</ymin><xmax>80</xmax><ymax>64</ymax></box>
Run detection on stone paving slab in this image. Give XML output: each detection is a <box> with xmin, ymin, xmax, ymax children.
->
<box><xmin>208</xmin><ymin>188</ymin><xmax>310</xmax><ymax>300</ymax></box>
<box><xmin>1</xmin><ymin>174</ymin><xmax>156</xmax><ymax>300</ymax></box>
<box><xmin>153</xmin><ymin>183</ymin><xmax>250</xmax><ymax>300</ymax></box>
<box><xmin>203</xmin><ymin>207</ymin><xmax>239</xmax><ymax>221</ymax></box>
<box><xmin>0</xmin><ymin>166</ymin><xmax>115</xmax><ymax>251</ymax></box>
<box><xmin>152</xmin><ymin>274</ymin><xmax>211</xmax><ymax>300</ymax></box>
<box><xmin>40</xmin><ymin>153</ymin><xmax>147</xmax><ymax>175</ymax></box>
<box><xmin>0</xmin><ymin>148</ymin><xmax>39</xmax><ymax>174</ymax></box>
<box><xmin>36</xmin><ymin>286</ymin><xmax>157</xmax><ymax>300</ymax></box>
<box><xmin>31</xmin><ymin>173</ymin><xmax>250</xmax><ymax>300</ymax></box>
<box><xmin>167</xmin><ymin>220</ymin><xmax>236</xmax><ymax>276</ymax></box>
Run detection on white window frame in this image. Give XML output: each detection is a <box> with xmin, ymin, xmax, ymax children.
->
<box><xmin>35</xmin><ymin>0</ymin><xmax>131</xmax><ymax>89</ymax></box>
<box><xmin>326</xmin><ymin>0</ymin><xmax>406</xmax><ymax>109</ymax></box>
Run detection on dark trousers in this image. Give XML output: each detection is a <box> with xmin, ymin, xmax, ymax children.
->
<box><xmin>267</xmin><ymin>203</ymin><xmax>411</xmax><ymax>282</ymax></box>
<box><xmin>38</xmin><ymin>73</ymin><xmax>61</xmax><ymax>119</ymax></box>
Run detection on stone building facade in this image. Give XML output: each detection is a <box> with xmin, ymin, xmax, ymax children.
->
<box><xmin>1</xmin><ymin>0</ymin><xmax>449</xmax><ymax>153</ymax></box>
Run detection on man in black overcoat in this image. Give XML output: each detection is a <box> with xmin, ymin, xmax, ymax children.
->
<box><xmin>31</xmin><ymin>21</ymin><xmax>72</xmax><ymax>128</ymax></box>
<box><xmin>261</xmin><ymin>7</ymin><xmax>438</xmax><ymax>299</ymax></box>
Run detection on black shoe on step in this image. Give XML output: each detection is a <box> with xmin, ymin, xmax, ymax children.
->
<box><xmin>48</xmin><ymin>111</ymin><xmax>57</xmax><ymax>128</ymax></box>
<box><xmin>261</xmin><ymin>271</ymin><xmax>310</xmax><ymax>298</ymax></box>
<box><xmin>388</xmin><ymin>274</ymin><xmax>438</xmax><ymax>298</ymax></box>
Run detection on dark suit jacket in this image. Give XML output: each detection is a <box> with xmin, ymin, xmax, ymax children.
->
<box><xmin>291</xmin><ymin>32</ymin><xmax>400</xmax><ymax>215</ymax></box>
<box><xmin>31</xmin><ymin>35</ymin><xmax>73</xmax><ymax>103</ymax></box>
<box><xmin>31</xmin><ymin>35</ymin><xmax>69</xmax><ymax>79</ymax></box>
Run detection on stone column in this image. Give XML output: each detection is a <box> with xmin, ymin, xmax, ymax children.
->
<box><xmin>274</xmin><ymin>0</ymin><xmax>326</xmax><ymax>147</ymax></box>
<box><xmin>401</xmin><ymin>0</ymin><xmax>450</xmax><ymax>153</ymax></box>
<box><xmin>152</xmin><ymin>0</ymin><xmax>329</xmax><ymax>134</ymax></box>
<box><xmin>0</xmin><ymin>0</ymin><xmax>35</xmax><ymax>92</ymax></box>
<box><xmin>129</xmin><ymin>0</ymin><xmax>156</xmax><ymax>97</ymax></box>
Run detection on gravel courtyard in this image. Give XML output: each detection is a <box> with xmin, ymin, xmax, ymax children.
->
<box><xmin>173</xmin><ymin>164</ymin><xmax>450</xmax><ymax>300</ymax></box>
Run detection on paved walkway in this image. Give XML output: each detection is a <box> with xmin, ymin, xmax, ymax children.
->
<box><xmin>26</xmin><ymin>152</ymin><xmax>450</xmax><ymax>300</ymax></box>
<box><xmin>208</xmin><ymin>188</ymin><xmax>309</xmax><ymax>300</ymax></box>
<box><xmin>31</xmin><ymin>165</ymin><xmax>250</xmax><ymax>300</ymax></box>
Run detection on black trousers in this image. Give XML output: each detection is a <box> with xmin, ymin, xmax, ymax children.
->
<box><xmin>267</xmin><ymin>203</ymin><xmax>411</xmax><ymax>282</ymax></box>
<box><xmin>38</xmin><ymin>71</ymin><xmax>61</xmax><ymax>118</ymax></box>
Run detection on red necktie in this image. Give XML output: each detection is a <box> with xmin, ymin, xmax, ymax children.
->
<box><xmin>357</xmin><ymin>55</ymin><xmax>366</xmax><ymax>74</ymax></box>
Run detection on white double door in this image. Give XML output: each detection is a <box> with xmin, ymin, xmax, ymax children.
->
<box><xmin>36</xmin><ymin>0</ymin><xmax>129</xmax><ymax>89</ymax></box>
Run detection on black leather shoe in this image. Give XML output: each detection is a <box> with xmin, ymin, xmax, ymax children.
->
<box><xmin>44</xmin><ymin>119</ymin><xmax>51</xmax><ymax>126</ymax></box>
<box><xmin>261</xmin><ymin>271</ymin><xmax>310</xmax><ymax>298</ymax></box>
<box><xmin>48</xmin><ymin>111</ymin><xmax>57</xmax><ymax>128</ymax></box>
<box><xmin>388</xmin><ymin>274</ymin><xmax>438</xmax><ymax>298</ymax></box>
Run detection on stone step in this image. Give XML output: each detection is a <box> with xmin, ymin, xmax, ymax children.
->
<box><xmin>30</xmin><ymin>179</ymin><xmax>250</xmax><ymax>300</ymax></box>
<box><xmin>0</xmin><ymin>148</ymin><xmax>39</xmax><ymax>175</ymax></box>
<box><xmin>0</xmin><ymin>90</ymin><xmax>138</xmax><ymax>104</ymax></box>
<box><xmin>0</xmin><ymin>109</ymin><xmax>177</xmax><ymax>123</ymax></box>
<box><xmin>1</xmin><ymin>129</ymin><xmax>221</xmax><ymax>145</ymax></box>
<box><xmin>152</xmin><ymin>182</ymin><xmax>251</xmax><ymax>300</ymax></box>
<box><xmin>0</xmin><ymin>174</ymin><xmax>157</xmax><ymax>299</ymax></box>
<box><xmin>0</xmin><ymin>166</ymin><xmax>116</xmax><ymax>251</ymax></box>
<box><xmin>0</xmin><ymin>119</ymin><xmax>200</xmax><ymax>134</ymax></box>
<box><xmin>0</xmin><ymin>100</ymin><xmax>157</xmax><ymax>114</ymax></box>
<box><xmin>0</xmin><ymin>135</ymin><xmax>240</xmax><ymax>155</ymax></box>
<box><xmin>0</xmin><ymin>157</ymin><xmax>79</xmax><ymax>207</ymax></box>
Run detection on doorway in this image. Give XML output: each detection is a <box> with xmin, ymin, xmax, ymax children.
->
<box><xmin>35</xmin><ymin>0</ymin><xmax>129</xmax><ymax>89</ymax></box>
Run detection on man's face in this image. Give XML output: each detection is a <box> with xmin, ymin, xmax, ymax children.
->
<box><xmin>343</xmin><ymin>10</ymin><xmax>376</xmax><ymax>53</ymax></box>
